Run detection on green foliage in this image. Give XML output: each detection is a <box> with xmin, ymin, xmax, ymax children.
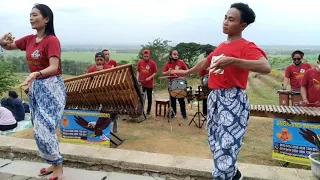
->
<box><xmin>173</xmin><ymin>42</ymin><xmax>216</xmax><ymax>68</ymax></box>
<box><xmin>0</xmin><ymin>61</ymin><xmax>18</xmax><ymax>95</ymax></box>
<box><xmin>118</xmin><ymin>60</ymin><xmax>130</xmax><ymax>65</ymax></box>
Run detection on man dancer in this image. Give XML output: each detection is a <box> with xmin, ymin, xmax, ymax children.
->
<box><xmin>171</xmin><ymin>3</ymin><xmax>271</xmax><ymax>179</ymax></box>
<box><xmin>136</xmin><ymin>49</ymin><xmax>157</xmax><ymax>117</ymax></box>
<box><xmin>199</xmin><ymin>48</ymin><xmax>214</xmax><ymax>117</ymax></box>
<box><xmin>102</xmin><ymin>49</ymin><xmax>117</xmax><ymax>67</ymax></box>
<box><xmin>283</xmin><ymin>50</ymin><xmax>312</xmax><ymax>90</ymax></box>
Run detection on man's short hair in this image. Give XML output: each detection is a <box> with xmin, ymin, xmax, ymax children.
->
<box><xmin>291</xmin><ymin>50</ymin><xmax>304</xmax><ymax>59</ymax></box>
<box><xmin>230</xmin><ymin>3</ymin><xmax>256</xmax><ymax>25</ymax></box>
<box><xmin>95</xmin><ymin>52</ymin><xmax>105</xmax><ymax>59</ymax></box>
<box><xmin>102</xmin><ymin>49</ymin><xmax>109</xmax><ymax>53</ymax></box>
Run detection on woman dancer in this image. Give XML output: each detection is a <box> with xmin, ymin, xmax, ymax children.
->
<box><xmin>0</xmin><ymin>4</ymin><xmax>65</xmax><ymax>180</ymax></box>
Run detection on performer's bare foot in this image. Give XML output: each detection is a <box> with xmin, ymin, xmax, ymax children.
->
<box><xmin>49</xmin><ymin>164</ymin><xmax>63</xmax><ymax>180</ymax></box>
<box><xmin>38</xmin><ymin>165</ymin><xmax>54</xmax><ymax>176</ymax></box>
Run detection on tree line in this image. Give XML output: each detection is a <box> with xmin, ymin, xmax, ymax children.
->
<box><xmin>0</xmin><ymin>38</ymin><xmax>215</xmax><ymax>93</ymax></box>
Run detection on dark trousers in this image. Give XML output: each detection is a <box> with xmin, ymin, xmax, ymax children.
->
<box><xmin>142</xmin><ymin>87</ymin><xmax>153</xmax><ymax>114</ymax></box>
<box><xmin>170</xmin><ymin>96</ymin><xmax>187</xmax><ymax>118</ymax></box>
<box><xmin>0</xmin><ymin>123</ymin><xmax>17</xmax><ymax>131</ymax></box>
<box><xmin>203</xmin><ymin>98</ymin><xmax>207</xmax><ymax>115</ymax></box>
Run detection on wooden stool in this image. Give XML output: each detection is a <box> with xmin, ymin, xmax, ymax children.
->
<box><xmin>155</xmin><ymin>99</ymin><xmax>170</xmax><ymax>118</ymax></box>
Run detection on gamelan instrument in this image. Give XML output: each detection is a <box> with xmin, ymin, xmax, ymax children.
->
<box><xmin>63</xmin><ymin>64</ymin><xmax>145</xmax><ymax>117</ymax></box>
<box><xmin>277</xmin><ymin>89</ymin><xmax>303</xmax><ymax>106</ymax></box>
<box><xmin>250</xmin><ymin>104</ymin><xmax>320</xmax><ymax>122</ymax></box>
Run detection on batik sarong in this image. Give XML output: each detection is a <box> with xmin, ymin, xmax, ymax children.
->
<box><xmin>206</xmin><ymin>87</ymin><xmax>249</xmax><ymax>180</ymax></box>
<box><xmin>29</xmin><ymin>75</ymin><xmax>66</xmax><ymax>166</ymax></box>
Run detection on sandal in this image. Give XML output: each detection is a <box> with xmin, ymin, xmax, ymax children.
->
<box><xmin>49</xmin><ymin>176</ymin><xmax>62</xmax><ymax>180</ymax></box>
<box><xmin>38</xmin><ymin>168</ymin><xmax>53</xmax><ymax>176</ymax></box>
<box><xmin>48</xmin><ymin>168</ymin><xmax>63</xmax><ymax>180</ymax></box>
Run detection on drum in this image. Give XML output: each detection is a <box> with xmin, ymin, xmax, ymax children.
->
<box><xmin>195</xmin><ymin>88</ymin><xmax>205</xmax><ymax>101</ymax></box>
<box><xmin>169</xmin><ymin>78</ymin><xmax>188</xmax><ymax>98</ymax></box>
<box><xmin>277</xmin><ymin>90</ymin><xmax>290</xmax><ymax>106</ymax></box>
<box><xmin>186</xmin><ymin>87</ymin><xmax>193</xmax><ymax>103</ymax></box>
<box><xmin>201</xmin><ymin>74</ymin><xmax>209</xmax><ymax>88</ymax></box>
<box><xmin>290</xmin><ymin>90</ymin><xmax>303</xmax><ymax>106</ymax></box>
<box><xmin>201</xmin><ymin>74</ymin><xmax>210</xmax><ymax>96</ymax></box>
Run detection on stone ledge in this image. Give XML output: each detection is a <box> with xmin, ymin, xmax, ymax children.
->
<box><xmin>0</xmin><ymin>136</ymin><xmax>316</xmax><ymax>180</ymax></box>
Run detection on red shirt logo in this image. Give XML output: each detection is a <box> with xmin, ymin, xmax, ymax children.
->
<box><xmin>313</xmin><ymin>79</ymin><xmax>320</xmax><ymax>90</ymax></box>
<box><xmin>31</xmin><ymin>50</ymin><xmax>41</xmax><ymax>60</ymax></box>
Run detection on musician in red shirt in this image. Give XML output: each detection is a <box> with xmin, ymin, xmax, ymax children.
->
<box><xmin>283</xmin><ymin>50</ymin><xmax>312</xmax><ymax>90</ymax></box>
<box><xmin>301</xmin><ymin>55</ymin><xmax>320</xmax><ymax>107</ymax></box>
<box><xmin>136</xmin><ymin>49</ymin><xmax>158</xmax><ymax>116</ymax></box>
<box><xmin>171</xmin><ymin>3</ymin><xmax>271</xmax><ymax>179</ymax></box>
<box><xmin>198</xmin><ymin>48</ymin><xmax>214</xmax><ymax>116</ymax></box>
<box><xmin>87</xmin><ymin>52</ymin><xmax>112</xmax><ymax>73</ymax></box>
<box><xmin>102</xmin><ymin>49</ymin><xmax>117</xmax><ymax>67</ymax></box>
<box><xmin>0</xmin><ymin>4</ymin><xmax>65</xmax><ymax>179</ymax></box>
<box><xmin>162</xmin><ymin>50</ymin><xmax>188</xmax><ymax>120</ymax></box>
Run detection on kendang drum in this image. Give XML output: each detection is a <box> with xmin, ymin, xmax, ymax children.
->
<box><xmin>277</xmin><ymin>90</ymin><xmax>290</xmax><ymax>106</ymax></box>
<box><xmin>186</xmin><ymin>87</ymin><xmax>193</xmax><ymax>103</ymax></box>
<box><xmin>169</xmin><ymin>78</ymin><xmax>188</xmax><ymax>98</ymax></box>
<box><xmin>201</xmin><ymin>74</ymin><xmax>210</xmax><ymax>96</ymax></box>
<box><xmin>290</xmin><ymin>90</ymin><xmax>303</xmax><ymax>106</ymax></box>
<box><xmin>195</xmin><ymin>88</ymin><xmax>205</xmax><ymax>101</ymax></box>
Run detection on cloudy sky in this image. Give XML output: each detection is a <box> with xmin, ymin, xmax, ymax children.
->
<box><xmin>0</xmin><ymin>0</ymin><xmax>319</xmax><ymax>46</ymax></box>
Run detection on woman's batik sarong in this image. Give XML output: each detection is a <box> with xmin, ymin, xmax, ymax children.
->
<box><xmin>29</xmin><ymin>75</ymin><xmax>66</xmax><ymax>165</ymax></box>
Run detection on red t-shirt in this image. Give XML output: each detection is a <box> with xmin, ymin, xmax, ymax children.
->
<box><xmin>206</xmin><ymin>38</ymin><xmax>267</xmax><ymax>89</ymax></box>
<box><xmin>301</xmin><ymin>68</ymin><xmax>320</xmax><ymax>106</ymax></box>
<box><xmin>285</xmin><ymin>62</ymin><xmax>312</xmax><ymax>90</ymax></box>
<box><xmin>162</xmin><ymin>60</ymin><xmax>188</xmax><ymax>81</ymax></box>
<box><xmin>87</xmin><ymin>64</ymin><xmax>112</xmax><ymax>73</ymax></box>
<box><xmin>15</xmin><ymin>34</ymin><xmax>62</xmax><ymax>79</ymax></box>
<box><xmin>105</xmin><ymin>59</ymin><xmax>117</xmax><ymax>67</ymax></box>
<box><xmin>137</xmin><ymin>59</ymin><xmax>157</xmax><ymax>88</ymax></box>
<box><xmin>199</xmin><ymin>69</ymin><xmax>209</xmax><ymax>77</ymax></box>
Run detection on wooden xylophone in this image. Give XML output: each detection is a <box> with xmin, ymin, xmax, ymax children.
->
<box><xmin>250</xmin><ymin>104</ymin><xmax>320</xmax><ymax>122</ymax></box>
<box><xmin>63</xmin><ymin>64</ymin><xmax>144</xmax><ymax>116</ymax></box>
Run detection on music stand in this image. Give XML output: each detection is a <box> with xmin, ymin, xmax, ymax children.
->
<box><xmin>189</xmin><ymin>85</ymin><xmax>206</xmax><ymax>128</ymax></box>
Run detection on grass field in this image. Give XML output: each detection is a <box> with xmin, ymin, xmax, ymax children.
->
<box><xmin>2</xmin><ymin>50</ymin><xmax>137</xmax><ymax>62</ymax></box>
<box><xmin>3</xmin><ymin>50</ymin><xmax>318</xmax><ymax>65</ymax></box>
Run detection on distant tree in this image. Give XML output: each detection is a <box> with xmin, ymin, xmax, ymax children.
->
<box><xmin>118</xmin><ymin>60</ymin><xmax>130</xmax><ymax>65</ymax></box>
<box><xmin>173</xmin><ymin>42</ymin><xmax>216</xmax><ymax>68</ymax></box>
<box><xmin>0</xmin><ymin>61</ymin><xmax>18</xmax><ymax>95</ymax></box>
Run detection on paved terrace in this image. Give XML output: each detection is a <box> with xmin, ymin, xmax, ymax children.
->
<box><xmin>0</xmin><ymin>136</ymin><xmax>316</xmax><ymax>180</ymax></box>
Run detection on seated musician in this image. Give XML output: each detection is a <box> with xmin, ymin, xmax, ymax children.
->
<box><xmin>162</xmin><ymin>50</ymin><xmax>188</xmax><ymax>120</ymax></box>
<box><xmin>0</xmin><ymin>106</ymin><xmax>17</xmax><ymax>132</ymax></box>
<box><xmin>283</xmin><ymin>50</ymin><xmax>312</xmax><ymax>90</ymax></box>
<box><xmin>136</xmin><ymin>49</ymin><xmax>157</xmax><ymax>117</ymax></box>
<box><xmin>198</xmin><ymin>48</ymin><xmax>214</xmax><ymax>117</ymax></box>
<box><xmin>301</xmin><ymin>55</ymin><xmax>320</xmax><ymax>107</ymax></box>
<box><xmin>102</xmin><ymin>49</ymin><xmax>117</xmax><ymax>67</ymax></box>
<box><xmin>86</xmin><ymin>52</ymin><xmax>118</xmax><ymax>133</ymax></box>
<box><xmin>88</xmin><ymin>52</ymin><xmax>111</xmax><ymax>73</ymax></box>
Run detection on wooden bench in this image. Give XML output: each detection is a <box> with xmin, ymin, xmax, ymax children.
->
<box><xmin>155</xmin><ymin>99</ymin><xmax>170</xmax><ymax>118</ymax></box>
